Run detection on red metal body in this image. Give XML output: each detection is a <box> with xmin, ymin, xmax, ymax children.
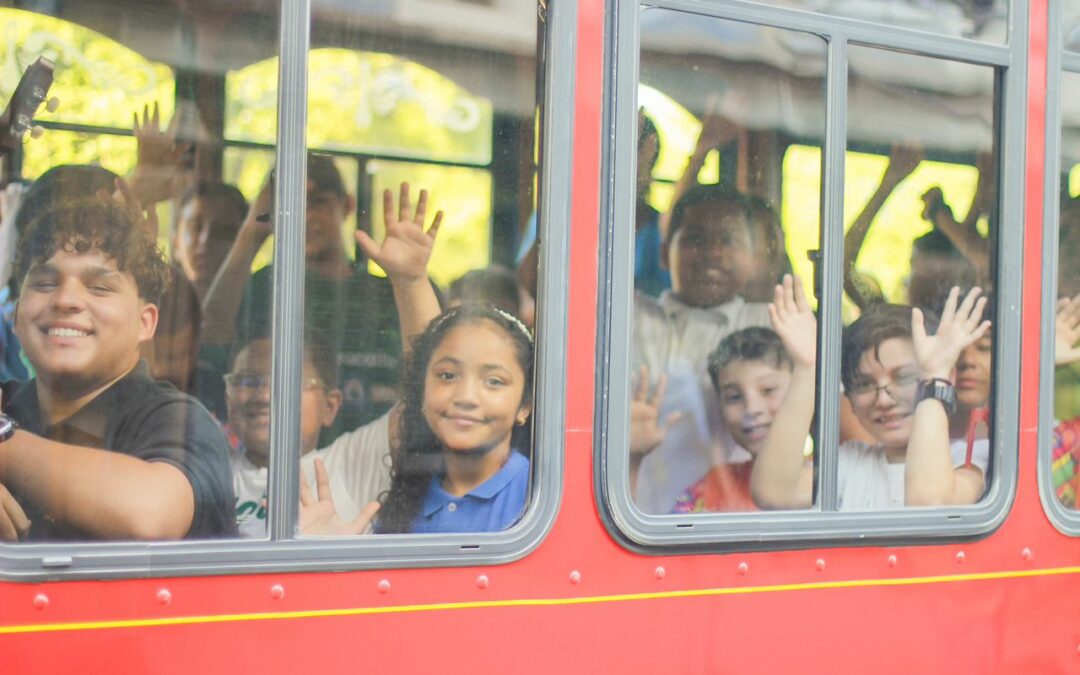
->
<box><xmin>1</xmin><ymin>1</ymin><xmax>1071</xmax><ymax>672</ymax></box>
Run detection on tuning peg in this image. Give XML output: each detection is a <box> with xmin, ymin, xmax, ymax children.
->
<box><xmin>29</xmin><ymin>125</ymin><xmax>44</xmax><ymax>139</ymax></box>
<box><xmin>45</xmin><ymin>96</ymin><xmax>59</xmax><ymax>113</ymax></box>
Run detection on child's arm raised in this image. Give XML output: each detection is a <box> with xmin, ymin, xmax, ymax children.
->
<box><xmin>628</xmin><ymin>366</ymin><xmax>680</xmax><ymax>501</ymax></box>
<box><xmin>750</xmin><ymin>275</ymin><xmax>816</xmax><ymax>509</ymax></box>
<box><xmin>355</xmin><ymin>182</ymin><xmax>443</xmax><ymax>356</ymax></box>
<box><xmin>906</xmin><ymin>287</ymin><xmax>991</xmax><ymax>506</ymax></box>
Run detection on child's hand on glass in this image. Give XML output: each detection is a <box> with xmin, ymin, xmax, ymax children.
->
<box><xmin>355</xmin><ymin>182</ymin><xmax>443</xmax><ymax>283</ymax></box>
<box><xmin>299</xmin><ymin>458</ymin><xmax>380</xmax><ymax>536</ymax></box>
<box><xmin>1056</xmin><ymin>293</ymin><xmax>1080</xmax><ymax>366</ymax></box>
<box><xmin>629</xmin><ymin>366</ymin><xmax>681</xmax><ymax>459</ymax></box>
<box><xmin>768</xmin><ymin>274</ymin><xmax>816</xmax><ymax>370</ymax></box>
<box><xmin>912</xmin><ymin>286</ymin><xmax>991</xmax><ymax>380</ymax></box>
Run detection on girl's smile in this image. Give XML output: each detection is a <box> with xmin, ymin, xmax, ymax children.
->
<box><xmin>423</xmin><ymin>319</ymin><xmax>531</xmax><ymax>459</ymax></box>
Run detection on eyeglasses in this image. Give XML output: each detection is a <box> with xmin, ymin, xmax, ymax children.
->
<box><xmin>224</xmin><ymin>373</ymin><xmax>326</xmax><ymax>393</ymax></box>
<box><xmin>846</xmin><ymin>371</ymin><xmax>919</xmax><ymax>402</ymax></box>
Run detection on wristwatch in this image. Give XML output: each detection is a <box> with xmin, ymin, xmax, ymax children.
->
<box><xmin>916</xmin><ymin>378</ymin><xmax>957</xmax><ymax>414</ymax></box>
<box><xmin>0</xmin><ymin>414</ymin><xmax>17</xmax><ymax>443</ymax></box>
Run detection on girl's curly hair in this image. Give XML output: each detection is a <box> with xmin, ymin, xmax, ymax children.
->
<box><xmin>14</xmin><ymin>198</ymin><xmax>170</xmax><ymax>304</ymax></box>
<box><xmin>376</xmin><ymin>303</ymin><xmax>534</xmax><ymax>534</ymax></box>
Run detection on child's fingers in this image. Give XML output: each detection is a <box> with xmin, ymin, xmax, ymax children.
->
<box><xmin>651</xmin><ymin>373</ymin><xmax>669</xmax><ymax>407</ymax></box>
<box><xmin>912</xmin><ymin>307</ymin><xmax>927</xmax><ymax>342</ymax></box>
<box><xmin>633</xmin><ymin>365</ymin><xmax>648</xmax><ymax>402</ymax></box>
<box><xmin>963</xmin><ymin>296</ymin><xmax>988</xmax><ymax>333</ymax></box>
<box><xmin>938</xmin><ymin>286</ymin><xmax>960</xmax><ymax>327</ymax></box>
<box><xmin>792</xmin><ymin>274</ymin><xmax>811</xmax><ymax>312</ymax></box>
<box><xmin>428</xmin><ymin>210</ymin><xmax>444</xmax><ymax>241</ymax></box>
<box><xmin>314</xmin><ymin>458</ymin><xmax>331</xmax><ymax>503</ymax></box>
<box><xmin>397</xmin><ymin>182</ymin><xmax>411</xmax><ymax>224</ymax></box>
<box><xmin>299</xmin><ymin>470</ymin><xmax>314</xmax><ymax>507</ymax></box>
<box><xmin>348</xmin><ymin>501</ymin><xmax>381</xmax><ymax>534</ymax></box>
<box><xmin>354</xmin><ymin>230</ymin><xmax>380</xmax><ymax>260</ymax></box>
<box><xmin>768</xmin><ymin>303</ymin><xmax>782</xmax><ymax>332</ymax></box>
<box><xmin>661</xmin><ymin>411</ymin><xmax>683</xmax><ymax>432</ymax></box>
<box><xmin>382</xmin><ymin>188</ymin><xmax>394</xmax><ymax>229</ymax></box>
<box><xmin>132</xmin><ymin>111</ymin><xmax>141</xmax><ymax>133</ymax></box>
<box><xmin>955</xmin><ymin>286</ymin><xmax>983</xmax><ymax>322</ymax></box>
<box><xmin>152</xmin><ymin>100</ymin><xmax>160</xmax><ymax>127</ymax></box>
<box><xmin>414</xmin><ymin>189</ymin><xmax>428</xmax><ymax>225</ymax></box>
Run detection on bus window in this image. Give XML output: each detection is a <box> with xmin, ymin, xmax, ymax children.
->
<box><xmin>1050</xmin><ymin>70</ymin><xmax>1080</xmax><ymax>512</ymax></box>
<box><xmin>627</xmin><ymin>7</ymin><xmax>826</xmax><ymax>516</ymax></box>
<box><xmin>603</xmin><ymin>0</ymin><xmax>1019</xmax><ymax>548</ymax></box>
<box><xmin>0</xmin><ymin>3</ymin><xmax>271</xmax><ymax>543</ymax></box>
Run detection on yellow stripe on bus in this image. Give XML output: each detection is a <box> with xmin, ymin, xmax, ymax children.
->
<box><xmin>2</xmin><ymin>564</ymin><xmax>1079</xmax><ymax>635</ymax></box>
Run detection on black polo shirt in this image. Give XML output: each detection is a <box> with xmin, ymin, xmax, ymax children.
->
<box><xmin>7</xmin><ymin>361</ymin><xmax>237</xmax><ymax>541</ymax></box>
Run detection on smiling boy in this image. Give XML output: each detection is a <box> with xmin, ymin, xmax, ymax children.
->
<box><xmin>0</xmin><ymin>200</ymin><xmax>235</xmax><ymax>541</ymax></box>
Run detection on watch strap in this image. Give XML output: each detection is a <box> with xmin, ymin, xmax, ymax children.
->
<box><xmin>916</xmin><ymin>378</ymin><xmax>957</xmax><ymax>414</ymax></box>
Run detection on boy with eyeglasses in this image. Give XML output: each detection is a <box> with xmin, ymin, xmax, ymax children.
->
<box><xmin>750</xmin><ymin>277</ymin><xmax>990</xmax><ymax>510</ymax></box>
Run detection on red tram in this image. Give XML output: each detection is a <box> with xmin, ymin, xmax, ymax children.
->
<box><xmin>0</xmin><ymin>0</ymin><xmax>1077</xmax><ymax>672</ymax></box>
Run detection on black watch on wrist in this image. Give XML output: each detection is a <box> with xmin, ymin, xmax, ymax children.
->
<box><xmin>0</xmin><ymin>414</ymin><xmax>17</xmax><ymax>443</ymax></box>
<box><xmin>916</xmin><ymin>378</ymin><xmax>957</xmax><ymax>414</ymax></box>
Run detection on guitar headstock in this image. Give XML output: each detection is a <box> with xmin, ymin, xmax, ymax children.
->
<box><xmin>0</xmin><ymin>56</ymin><xmax>57</xmax><ymax>153</ymax></box>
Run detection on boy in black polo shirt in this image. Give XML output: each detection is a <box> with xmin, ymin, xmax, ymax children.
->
<box><xmin>0</xmin><ymin>200</ymin><xmax>235</xmax><ymax>541</ymax></box>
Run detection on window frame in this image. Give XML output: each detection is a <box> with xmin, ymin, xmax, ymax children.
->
<box><xmin>0</xmin><ymin>0</ymin><xmax>574</xmax><ymax>580</ymax></box>
<box><xmin>1038</xmin><ymin>0</ymin><xmax>1079</xmax><ymax>533</ymax></box>
<box><xmin>597</xmin><ymin>0</ymin><xmax>1025</xmax><ymax>550</ymax></box>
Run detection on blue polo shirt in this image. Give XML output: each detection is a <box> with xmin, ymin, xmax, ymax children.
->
<box><xmin>411</xmin><ymin>451</ymin><xmax>529</xmax><ymax>533</ymax></box>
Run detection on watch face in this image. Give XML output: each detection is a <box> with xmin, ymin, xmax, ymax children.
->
<box><xmin>0</xmin><ymin>415</ymin><xmax>15</xmax><ymax>442</ymax></box>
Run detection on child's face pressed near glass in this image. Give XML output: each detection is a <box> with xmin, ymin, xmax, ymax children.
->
<box><xmin>15</xmin><ymin>246</ymin><xmax>155</xmax><ymax>392</ymax></box>
<box><xmin>956</xmin><ymin>335</ymin><xmax>991</xmax><ymax>408</ymax></box>
<box><xmin>717</xmin><ymin>359</ymin><xmax>792</xmax><ymax>455</ymax></box>
<box><xmin>847</xmin><ymin>337</ymin><xmax>919</xmax><ymax>450</ymax></box>
<box><xmin>423</xmin><ymin>320</ymin><xmax>529</xmax><ymax>457</ymax></box>
<box><xmin>666</xmin><ymin>204</ymin><xmax>752</xmax><ymax>308</ymax></box>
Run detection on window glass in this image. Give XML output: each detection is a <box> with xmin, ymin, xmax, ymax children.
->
<box><xmin>1051</xmin><ymin>71</ymin><xmax>1080</xmax><ymax>510</ymax></box>
<box><xmin>0</xmin><ymin>3</ymin><xmax>278</xmax><ymax>543</ymax></box>
<box><xmin>630</xmin><ymin>7</ymin><xmax>825</xmax><ymax>515</ymax></box>
<box><xmin>266</xmin><ymin>0</ymin><xmax>540</xmax><ymax>537</ymax></box>
<box><xmin>841</xmin><ymin>46</ymin><xmax>996</xmax><ymax>510</ymax></box>
<box><xmin>1065</xmin><ymin>0</ymin><xmax>1080</xmax><ymax>53</ymax></box>
<box><xmin>721</xmin><ymin>0</ymin><xmax>1007</xmax><ymax>44</ymax></box>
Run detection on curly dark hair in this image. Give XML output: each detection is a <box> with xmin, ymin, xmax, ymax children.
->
<box><xmin>840</xmin><ymin>303</ymin><xmax>940</xmax><ymax>392</ymax></box>
<box><xmin>14</xmin><ymin>198</ymin><xmax>171</xmax><ymax>304</ymax></box>
<box><xmin>376</xmin><ymin>303</ymin><xmax>534</xmax><ymax>534</ymax></box>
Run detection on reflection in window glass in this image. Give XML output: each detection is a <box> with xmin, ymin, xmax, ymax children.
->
<box><xmin>840</xmin><ymin>46</ymin><xmax>996</xmax><ymax>510</ymax></box>
<box><xmin>630</xmin><ymin>8</ymin><xmax>825</xmax><ymax>515</ymax></box>
<box><xmin>1052</xmin><ymin>72</ymin><xmax>1080</xmax><ymax>509</ymax></box>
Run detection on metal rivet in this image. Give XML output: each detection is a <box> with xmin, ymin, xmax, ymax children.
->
<box><xmin>377</xmin><ymin>579</ymin><xmax>391</xmax><ymax>594</ymax></box>
<box><xmin>33</xmin><ymin>593</ymin><xmax>48</xmax><ymax>610</ymax></box>
<box><xmin>955</xmin><ymin>551</ymin><xmax>966</xmax><ymax>564</ymax></box>
<box><xmin>738</xmin><ymin>562</ymin><xmax>749</xmax><ymax>576</ymax></box>
<box><xmin>815</xmin><ymin>558</ymin><xmax>826</xmax><ymax>572</ymax></box>
<box><xmin>156</xmin><ymin>589</ymin><xmax>172</xmax><ymax>605</ymax></box>
<box><xmin>887</xmin><ymin>554</ymin><xmax>898</xmax><ymax>568</ymax></box>
<box><xmin>654</xmin><ymin>566</ymin><xmax>666</xmax><ymax>580</ymax></box>
<box><xmin>476</xmin><ymin>575</ymin><xmax>489</xmax><ymax>589</ymax></box>
<box><xmin>270</xmin><ymin>584</ymin><xmax>285</xmax><ymax>600</ymax></box>
<box><xmin>1021</xmin><ymin>547</ymin><xmax>1034</xmax><ymax>561</ymax></box>
<box><xmin>569</xmin><ymin>570</ymin><xmax>582</xmax><ymax>585</ymax></box>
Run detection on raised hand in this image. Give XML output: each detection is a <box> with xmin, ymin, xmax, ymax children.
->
<box><xmin>1056</xmin><ymin>293</ymin><xmax>1080</xmax><ymax>366</ymax></box>
<box><xmin>694</xmin><ymin>93</ymin><xmax>742</xmax><ymax>153</ymax></box>
<box><xmin>355</xmin><ymin>182</ymin><xmax>443</xmax><ymax>283</ymax></box>
<box><xmin>130</xmin><ymin>102</ymin><xmax>191</xmax><ymax>206</ymax></box>
<box><xmin>299</xmin><ymin>458</ymin><xmax>380</xmax><ymax>536</ymax></box>
<box><xmin>97</xmin><ymin>177</ymin><xmax>158</xmax><ymax>238</ymax></box>
<box><xmin>768</xmin><ymin>274</ymin><xmax>817</xmax><ymax>369</ymax></box>
<box><xmin>882</xmin><ymin>144</ymin><xmax>923</xmax><ymax>186</ymax></box>
<box><xmin>912</xmin><ymin>286</ymin><xmax>991</xmax><ymax>380</ymax></box>
<box><xmin>629</xmin><ymin>365</ymin><xmax>681</xmax><ymax>458</ymax></box>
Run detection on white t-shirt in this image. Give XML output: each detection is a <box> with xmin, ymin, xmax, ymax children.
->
<box><xmin>632</xmin><ymin>291</ymin><xmax>771</xmax><ymax>513</ymax></box>
<box><xmin>233</xmin><ymin>412</ymin><xmax>392</xmax><ymax>538</ymax></box>
<box><xmin>836</xmin><ymin>438</ymin><xmax>990</xmax><ymax>511</ymax></box>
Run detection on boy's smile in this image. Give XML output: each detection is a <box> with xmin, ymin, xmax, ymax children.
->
<box><xmin>15</xmin><ymin>246</ymin><xmax>156</xmax><ymax>398</ymax></box>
